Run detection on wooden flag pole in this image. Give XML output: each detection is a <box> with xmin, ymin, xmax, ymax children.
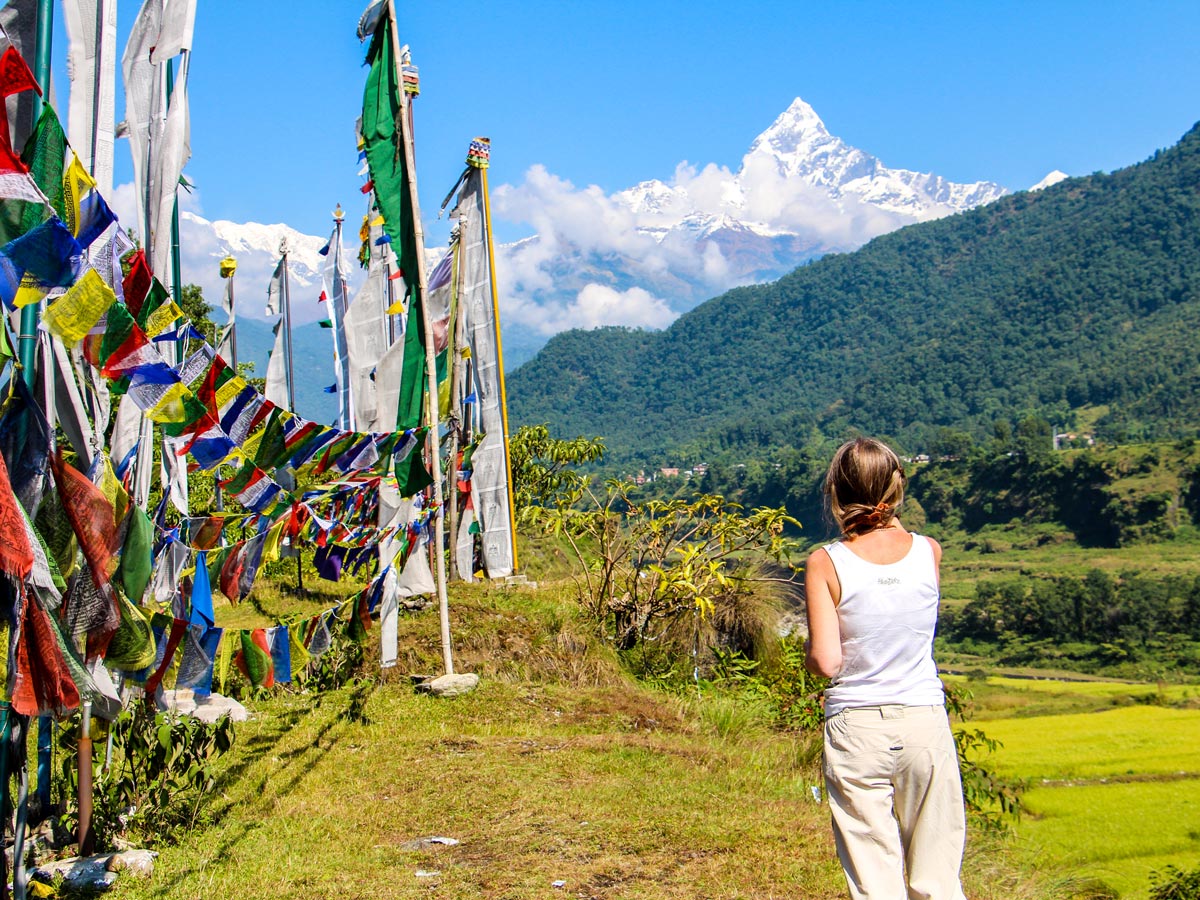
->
<box><xmin>479</xmin><ymin>164</ymin><xmax>520</xmax><ymax>573</ymax></box>
<box><xmin>387</xmin><ymin>0</ymin><xmax>454</xmax><ymax>675</ymax></box>
<box><xmin>446</xmin><ymin>232</ymin><xmax>468</xmax><ymax>580</ymax></box>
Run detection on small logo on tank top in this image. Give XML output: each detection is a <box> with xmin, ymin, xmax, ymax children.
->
<box><xmin>877</xmin><ymin>576</ymin><xmax>900</xmax><ymax>586</ymax></box>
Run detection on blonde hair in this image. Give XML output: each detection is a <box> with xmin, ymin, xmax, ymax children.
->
<box><xmin>824</xmin><ymin>438</ymin><xmax>906</xmax><ymax>537</ymax></box>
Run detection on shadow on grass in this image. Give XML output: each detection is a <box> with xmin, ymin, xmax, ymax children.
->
<box><xmin>147</xmin><ymin>682</ymin><xmax>379</xmax><ymax>897</ymax></box>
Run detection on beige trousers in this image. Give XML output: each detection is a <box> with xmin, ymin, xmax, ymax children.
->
<box><xmin>823</xmin><ymin>705</ymin><xmax>969</xmax><ymax>900</ymax></box>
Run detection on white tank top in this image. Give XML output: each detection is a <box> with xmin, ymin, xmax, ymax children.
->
<box><xmin>821</xmin><ymin>534</ymin><xmax>945</xmax><ymax>717</ymax></box>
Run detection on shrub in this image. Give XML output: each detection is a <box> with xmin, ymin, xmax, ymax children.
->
<box><xmin>1151</xmin><ymin>864</ymin><xmax>1200</xmax><ymax>900</ymax></box>
<box><xmin>56</xmin><ymin>705</ymin><xmax>235</xmax><ymax>849</ymax></box>
<box><xmin>528</xmin><ymin>478</ymin><xmax>798</xmax><ymax>666</ymax></box>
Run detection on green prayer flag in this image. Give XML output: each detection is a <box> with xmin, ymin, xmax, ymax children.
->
<box><xmin>105</xmin><ymin>594</ymin><xmax>157</xmax><ymax>672</ymax></box>
<box><xmin>119</xmin><ymin>505</ymin><xmax>154</xmax><ymax>603</ymax></box>
<box><xmin>207</xmin><ymin>547</ymin><xmax>229</xmax><ymax>586</ymax></box>
<box><xmin>254</xmin><ymin>407</ymin><xmax>288</xmax><ymax>470</ymax></box>
<box><xmin>362</xmin><ymin>14</ymin><xmax>427</xmax><ymax>431</ymax></box>
<box><xmin>394</xmin><ymin>433</ymin><xmax>433</xmax><ymax>497</ymax></box>
<box><xmin>160</xmin><ymin>395</ymin><xmax>209</xmax><ymax>438</ymax></box>
<box><xmin>137</xmin><ymin>280</ymin><xmax>170</xmax><ymax>330</ymax></box>
<box><xmin>20</xmin><ymin>106</ymin><xmax>66</xmax><ymax>232</ymax></box>
<box><xmin>237</xmin><ymin>630</ymin><xmax>274</xmax><ymax>688</ymax></box>
<box><xmin>99</xmin><ymin>300</ymin><xmax>137</xmax><ymax>366</ymax></box>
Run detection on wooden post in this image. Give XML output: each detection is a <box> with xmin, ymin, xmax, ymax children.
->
<box><xmin>387</xmin><ymin>0</ymin><xmax>453</xmax><ymax>675</ymax></box>
<box><xmin>78</xmin><ymin>703</ymin><xmax>94</xmax><ymax>855</ymax></box>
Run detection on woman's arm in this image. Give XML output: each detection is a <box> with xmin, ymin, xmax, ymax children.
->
<box><xmin>804</xmin><ymin>548</ymin><xmax>843</xmax><ymax>678</ymax></box>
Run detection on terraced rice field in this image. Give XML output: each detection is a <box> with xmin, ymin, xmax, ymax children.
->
<box><xmin>965</xmin><ymin>678</ymin><xmax>1200</xmax><ymax>898</ymax></box>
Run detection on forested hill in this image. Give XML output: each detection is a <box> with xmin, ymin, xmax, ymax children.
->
<box><xmin>507</xmin><ymin>122</ymin><xmax>1200</xmax><ymax>465</ymax></box>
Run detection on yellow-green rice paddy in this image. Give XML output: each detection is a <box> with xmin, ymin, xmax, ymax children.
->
<box><xmin>964</xmin><ymin>676</ymin><xmax>1200</xmax><ymax>898</ymax></box>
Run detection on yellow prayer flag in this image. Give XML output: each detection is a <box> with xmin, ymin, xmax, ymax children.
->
<box><xmin>41</xmin><ymin>269</ymin><xmax>117</xmax><ymax>347</ymax></box>
<box><xmin>63</xmin><ymin>154</ymin><xmax>97</xmax><ymax>236</ymax></box>
<box><xmin>144</xmin><ymin>299</ymin><xmax>185</xmax><ymax>338</ymax></box>
<box><xmin>385</xmin><ymin>300</ymin><xmax>405</xmax><ymax>315</ymax></box>
<box><xmin>262</xmin><ymin>518</ymin><xmax>287</xmax><ymax>564</ymax></box>
<box><xmin>241</xmin><ymin>428</ymin><xmax>264</xmax><ymax>459</ymax></box>
<box><xmin>215</xmin><ymin>375</ymin><xmax>248</xmax><ymax>409</ymax></box>
<box><xmin>12</xmin><ymin>274</ymin><xmax>47</xmax><ymax>309</ymax></box>
<box><xmin>145</xmin><ymin>383</ymin><xmax>192</xmax><ymax>423</ymax></box>
<box><xmin>288</xmin><ymin>626</ymin><xmax>311</xmax><ymax>679</ymax></box>
<box><xmin>218</xmin><ymin>632</ymin><xmax>232</xmax><ymax>694</ymax></box>
<box><xmin>96</xmin><ymin>454</ymin><xmax>130</xmax><ymax>536</ymax></box>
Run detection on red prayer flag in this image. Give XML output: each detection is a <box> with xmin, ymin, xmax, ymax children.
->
<box><xmin>0</xmin><ymin>450</ymin><xmax>34</xmax><ymax>582</ymax></box>
<box><xmin>219</xmin><ymin>545</ymin><xmax>245</xmax><ymax>603</ymax></box>
<box><xmin>12</xmin><ymin>597</ymin><xmax>80</xmax><ymax>717</ymax></box>
<box><xmin>122</xmin><ymin>250</ymin><xmax>153</xmax><ymax>317</ymax></box>
<box><xmin>0</xmin><ymin>46</ymin><xmax>42</xmax><ymax>98</ymax></box>
<box><xmin>50</xmin><ymin>452</ymin><xmax>119</xmax><ymax>589</ymax></box>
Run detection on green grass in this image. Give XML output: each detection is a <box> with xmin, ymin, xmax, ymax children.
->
<box><xmin>976</xmin><ymin>705</ymin><xmax>1200</xmax><ymax>780</ymax></box>
<box><xmin>943</xmin><ymin>674</ymin><xmax>1199</xmax><ymax>720</ymax></box>
<box><xmin>1017</xmin><ymin>781</ymin><xmax>1200</xmax><ymax>898</ymax></box>
<box><xmin>968</xmin><ymin>699</ymin><xmax>1200</xmax><ymax>899</ymax></box>
<box><xmin>95</xmin><ymin>583</ymin><xmax>1059</xmax><ymax>900</ymax></box>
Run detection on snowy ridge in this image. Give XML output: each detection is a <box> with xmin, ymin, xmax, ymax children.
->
<box><xmin>177</xmin><ymin>95</ymin><xmax>1039</xmax><ymax>367</ymax></box>
<box><xmin>617</xmin><ymin>98</ymin><xmax>1009</xmax><ymax>230</ymax></box>
<box><xmin>1030</xmin><ymin>170</ymin><xmax>1069</xmax><ymax>191</ymax></box>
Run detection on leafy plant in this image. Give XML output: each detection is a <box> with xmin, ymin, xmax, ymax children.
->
<box><xmin>1150</xmin><ymin>864</ymin><xmax>1200</xmax><ymax>900</ymax></box>
<box><xmin>710</xmin><ymin>638</ymin><xmax>829</xmax><ymax>732</ymax></box>
<box><xmin>509</xmin><ymin>423</ymin><xmax>606</xmax><ymax>518</ymax></box>
<box><xmin>298</xmin><ymin>619</ymin><xmax>368</xmax><ymax>693</ymax></box>
<box><xmin>528</xmin><ymin>478</ymin><xmax>798</xmax><ymax>666</ymax></box>
<box><xmin>56</xmin><ymin>704</ymin><xmax>235</xmax><ymax>849</ymax></box>
<box><xmin>945</xmin><ymin>681</ymin><xmax>1024</xmax><ymax>830</ymax></box>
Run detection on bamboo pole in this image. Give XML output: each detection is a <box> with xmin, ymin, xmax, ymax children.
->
<box><xmin>479</xmin><ymin>166</ymin><xmax>519</xmax><ymax>573</ymax></box>
<box><xmin>447</xmin><ymin>234</ymin><xmax>468</xmax><ymax>580</ymax></box>
<box><xmin>387</xmin><ymin>0</ymin><xmax>453</xmax><ymax>675</ymax></box>
<box><xmin>279</xmin><ymin>244</ymin><xmax>303</xmax><ymax>592</ymax></box>
<box><xmin>281</xmin><ymin>246</ymin><xmax>296</xmax><ymax>413</ymax></box>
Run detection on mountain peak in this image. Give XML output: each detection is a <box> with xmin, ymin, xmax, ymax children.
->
<box><xmin>1030</xmin><ymin>170</ymin><xmax>1069</xmax><ymax>192</ymax></box>
<box><xmin>741</xmin><ymin>97</ymin><xmax>1008</xmax><ymax>218</ymax></box>
<box><xmin>748</xmin><ymin>96</ymin><xmax>831</xmax><ymax>157</ymax></box>
<box><xmin>777</xmin><ymin>97</ymin><xmax>826</xmax><ymax>130</ymax></box>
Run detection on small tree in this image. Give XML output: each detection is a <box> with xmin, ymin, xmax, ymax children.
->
<box><xmin>509</xmin><ymin>424</ymin><xmax>605</xmax><ymax>517</ymax></box>
<box><xmin>529</xmin><ymin>476</ymin><xmax>798</xmax><ymax>671</ymax></box>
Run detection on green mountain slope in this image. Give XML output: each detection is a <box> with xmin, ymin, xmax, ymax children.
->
<box><xmin>508</xmin><ymin>123</ymin><xmax>1200</xmax><ymax>464</ymax></box>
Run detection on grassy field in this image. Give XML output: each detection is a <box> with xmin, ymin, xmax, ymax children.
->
<box><xmin>966</xmin><ymin>676</ymin><xmax>1200</xmax><ymax>899</ymax></box>
<box><xmin>96</xmin><ymin>583</ymin><xmax>1061</xmax><ymax>900</ymax></box>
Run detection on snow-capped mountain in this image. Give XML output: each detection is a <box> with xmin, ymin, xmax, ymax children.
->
<box><xmin>1030</xmin><ymin>170</ymin><xmax>1069</xmax><ymax>192</ymax></box>
<box><xmin>492</xmin><ymin>97</ymin><xmax>1013</xmax><ymax>363</ymax></box>
<box><xmin>178</xmin><ymin>212</ymin><xmax>339</xmax><ymax>325</ymax></box>
<box><xmin>177</xmin><ymin>96</ymin><xmax>1029</xmax><ymax>375</ymax></box>
<box><xmin>742</xmin><ymin>98</ymin><xmax>1008</xmax><ymax>216</ymax></box>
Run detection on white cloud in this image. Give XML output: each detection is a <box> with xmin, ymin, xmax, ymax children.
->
<box><xmin>483</xmin><ymin>140</ymin><xmax>920</xmax><ymax>343</ymax></box>
<box><xmin>509</xmin><ymin>283</ymin><xmax>677</xmax><ymax>336</ymax></box>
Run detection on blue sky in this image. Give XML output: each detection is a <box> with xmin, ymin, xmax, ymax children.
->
<box><xmin>50</xmin><ymin>0</ymin><xmax>1200</xmax><ymax>245</ymax></box>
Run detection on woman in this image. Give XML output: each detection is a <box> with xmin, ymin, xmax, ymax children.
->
<box><xmin>805</xmin><ymin>438</ymin><xmax>968</xmax><ymax>900</ymax></box>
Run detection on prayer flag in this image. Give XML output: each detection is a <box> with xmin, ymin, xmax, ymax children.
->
<box><xmin>41</xmin><ymin>268</ymin><xmax>116</xmax><ymax>347</ymax></box>
<box><xmin>362</xmin><ymin>12</ymin><xmax>427</xmax><ymax>430</ymax></box>
<box><xmin>266</xmin><ymin>256</ymin><xmax>283</xmax><ymax>316</ymax></box>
